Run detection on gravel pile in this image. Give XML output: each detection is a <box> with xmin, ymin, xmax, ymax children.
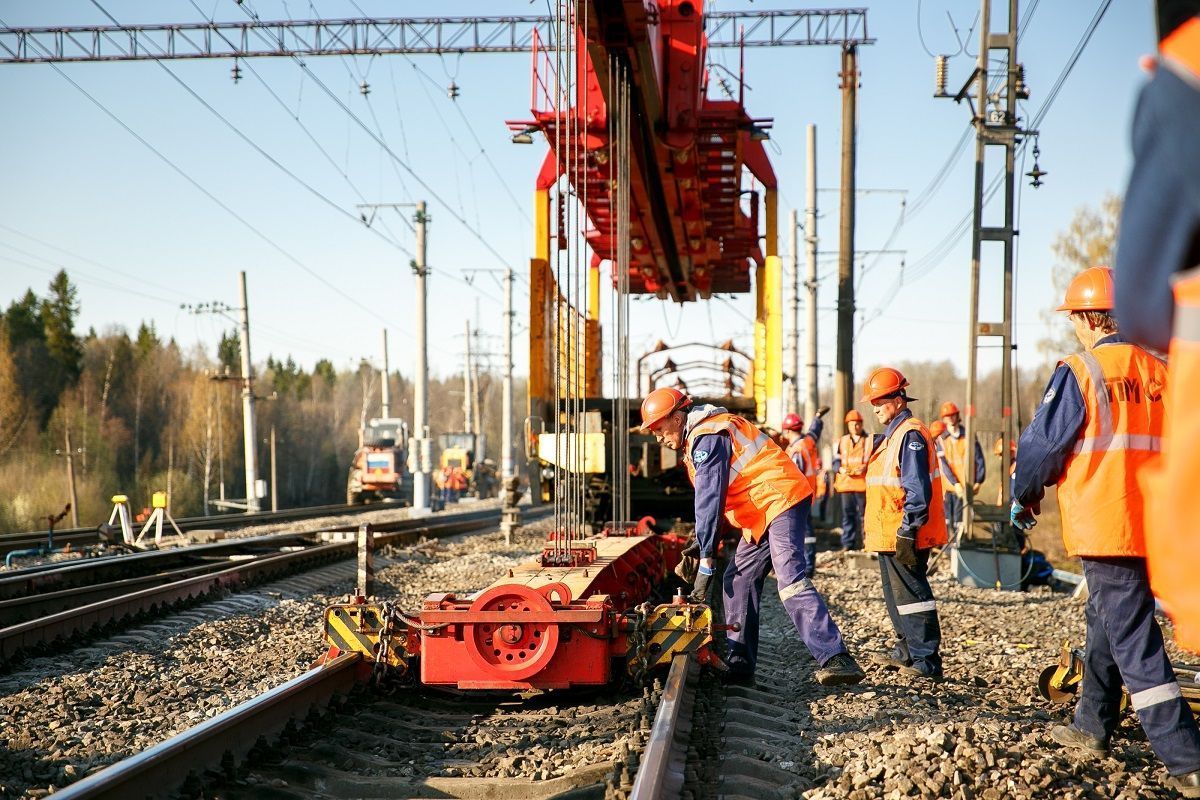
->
<box><xmin>0</xmin><ymin>512</ymin><xmax>544</xmax><ymax>799</ymax></box>
<box><xmin>685</xmin><ymin>552</ymin><xmax>1197</xmax><ymax>800</ymax></box>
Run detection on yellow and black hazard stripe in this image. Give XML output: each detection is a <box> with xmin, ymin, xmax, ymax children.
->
<box><xmin>322</xmin><ymin>604</ymin><xmax>406</xmax><ymax>668</ymax></box>
<box><xmin>643</xmin><ymin>604</ymin><xmax>713</xmax><ymax>668</ymax></box>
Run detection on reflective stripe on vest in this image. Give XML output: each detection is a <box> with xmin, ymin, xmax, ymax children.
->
<box><xmin>684</xmin><ymin>413</ymin><xmax>810</xmax><ymax>543</ymax></box>
<box><xmin>863</xmin><ymin>417</ymin><xmax>948</xmax><ymax>553</ymax></box>
<box><xmin>1057</xmin><ymin>344</ymin><xmax>1165</xmax><ymax>558</ymax></box>
<box><xmin>1146</xmin><ymin>268</ymin><xmax>1200</xmax><ymax>652</ymax></box>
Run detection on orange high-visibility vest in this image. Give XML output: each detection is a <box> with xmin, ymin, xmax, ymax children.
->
<box><xmin>833</xmin><ymin>434</ymin><xmax>871</xmax><ymax>493</ymax></box>
<box><xmin>864</xmin><ymin>417</ymin><xmax>947</xmax><ymax>552</ymax></box>
<box><xmin>684</xmin><ymin>413</ymin><xmax>810</xmax><ymax>543</ymax></box>
<box><xmin>1056</xmin><ymin>343</ymin><xmax>1166</xmax><ymax>558</ymax></box>
<box><xmin>941</xmin><ymin>429</ymin><xmax>973</xmax><ymax>487</ymax></box>
<box><xmin>785</xmin><ymin>436</ymin><xmax>820</xmax><ymax>494</ymax></box>
<box><xmin>1146</xmin><ymin>271</ymin><xmax>1200</xmax><ymax>649</ymax></box>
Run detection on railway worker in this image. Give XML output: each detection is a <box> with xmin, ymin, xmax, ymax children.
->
<box><xmin>860</xmin><ymin>367</ymin><xmax>947</xmax><ymax>681</ymax></box>
<box><xmin>1010</xmin><ymin>266</ymin><xmax>1200</xmax><ymax>795</ymax></box>
<box><xmin>929</xmin><ymin>420</ymin><xmax>951</xmax><ymax>531</ymax></box>
<box><xmin>781</xmin><ymin>408</ymin><xmax>829</xmax><ymax>577</ymax></box>
<box><xmin>1112</xmin><ymin>2</ymin><xmax>1200</xmax><ymax>658</ymax></box>
<box><xmin>831</xmin><ymin>409</ymin><xmax>871</xmax><ymax>551</ymax></box>
<box><xmin>937</xmin><ymin>401</ymin><xmax>986</xmax><ymax>536</ymax></box>
<box><xmin>640</xmin><ymin>388</ymin><xmax>866</xmax><ymax>687</ymax></box>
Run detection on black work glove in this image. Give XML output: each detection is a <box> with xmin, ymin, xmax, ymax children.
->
<box><xmin>689</xmin><ymin>563</ymin><xmax>714</xmax><ymax>603</ymax></box>
<box><xmin>674</xmin><ymin>538</ymin><xmax>700</xmax><ymax>583</ymax></box>
<box><xmin>894</xmin><ymin>531</ymin><xmax>918</xmax><ymax>568</ymax></box>
<box><xmin>816</xmin><ymin>405</ymin><xmax>831</xmax><ymax>418</ymax></box>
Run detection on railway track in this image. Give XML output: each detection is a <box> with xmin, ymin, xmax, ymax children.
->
<box><xmin>0</xmin><ymin>500</ymin><xmax>415</xmax><ymax>559</ymax></box>
<box><xmin>0</xmin><ymin>507</ymin><xmax>510</xmax><ymax>667</ymax></box>
<box><xmin>50</xmin><ymin>651</ymin><xmax>698</xmax><ymax>800</ymax></box>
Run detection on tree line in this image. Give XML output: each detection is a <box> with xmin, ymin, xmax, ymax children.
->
<box><xmin>0</xmin><ymin>271</ymin><xmax>526</xmax><ymax>533</ymax></box>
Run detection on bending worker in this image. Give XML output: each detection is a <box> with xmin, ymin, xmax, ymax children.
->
<box><xmin>781</xmin><ymin>408</ymin><xmax>829</xmax><ymax>576</ymax></box>
<box><xmin>832</xmin><ymin>410</ymin><xmax>871</xmax><ymax>551</ymax></box>
<box><xmin>640</xmin><ymin>388</ymin><xmax>865</xmax><ymax>687</ymax></box>
<box><xmin>937</xmin><ymin>401</ymin><xmax>986</xmax><ymax>534</ymax></box>
<box><xmin>1113</xmin><ymin>1</ymin><xmax>1200</xmax><ymax>655</ymax></box>
<box><xmin>861</xmin><ymin>367</ymin><xmax>947</xmax><ymax>681</ymax></box>
<box><xmin>1010</xmin><ymin>266</ymin><xmax>1200</xmax><ymax>796</ymax></box>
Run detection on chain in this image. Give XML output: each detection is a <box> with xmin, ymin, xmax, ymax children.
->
<box><xmin>625</xmin><ymin>603</ymin><xmax>652</xmax><ymax>687</ymax></box>
<box><xmin>372</xmin><ymin>599</ymin><xmax>399</xmax><ymax>684</ymax></box>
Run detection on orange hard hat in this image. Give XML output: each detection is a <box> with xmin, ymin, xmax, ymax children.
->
<box><xmin>845</xmin><ymin>409</ymin><xmax>864</xmax><ymax>423</ymax></box>
<box><xmin>929</xmin><ymin>420</ymin><xmax>946</xmax><ymax>438</ymax></box>
<box><xmin>640</xmin><ymin>387</ymin><xmax>690</xmax><ymax>431</ymax></box>
<box><xmin>1056</xmin><ymin>265</ymin><xmax>1114</xmax><ymax>312</ymax></box>
<box><xmin>862</xmin><ymin>366</ymin><xmax>913</xmax><ymax>403</ymax></box>
<box><xmin>939</xmin><ymin>401</ymin><xmax>960</xmax><ymax>418</ymax></box>
<box><xmin>781</xmin><ymin>412</ymin><xmax>803</xmax><ymax>431</ymax></box>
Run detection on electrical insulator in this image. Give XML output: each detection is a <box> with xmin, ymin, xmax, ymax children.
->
<box><xmin>934</xmin><ymin>55</ymin><xmax>948</xmax><ymax>96</ymax></box>
<box><xmin>1015</xmin><ymin>64</ymin><xmax>1030</xmax><ymax>100</ymax></box>
<box><xmin>447</xmin><ymin>81</ymin><xmax>460</xmax><ymax>100</ymax></box>
<box><xmin>230</xmin><ymin>60</ymin><xmax>242</xmax><ymax>84</ymax></box>
<box><xmin>359</xmin><ymin>80</ymin><xmax>370</xmax><ymax>96</ymax></box>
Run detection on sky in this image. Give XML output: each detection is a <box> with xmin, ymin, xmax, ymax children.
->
<box><xmin>0</xmin><ymin>0</ymin><xmax>1153</xmax><ymax>400</ymax></box>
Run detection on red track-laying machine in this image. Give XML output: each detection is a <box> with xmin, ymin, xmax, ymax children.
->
<box><xmin>319</xmin><ymin>521</ymin><xmax>724</xmax><ymax>690</ymax></box>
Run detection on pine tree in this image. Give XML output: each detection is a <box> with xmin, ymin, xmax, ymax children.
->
<box><xmin>217</xmin><ymin>330</ymin><xmax>240</xmax><ymax>373</ymax></box>
<box><xmin>41</xmin><ymin>270</ymin><xmax>84</xmax><ymax>385</ymax></box>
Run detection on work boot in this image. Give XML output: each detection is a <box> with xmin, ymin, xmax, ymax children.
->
<box><xmin>1049</xmin><ymin>724</ymin><xmax>1108</xmax><ymax>759</ymax></box>
<box><xmin>869</xmin><ymin>652</ymin><xmax>910</xmax><ymax>671</ymax></box>
<box><xmin>816</xmin><ymin>653</ymin><xmax>866</xmax><ymax>686</ymax></box>
<box><xmin>900</xmin><ymin>663</ymin><xmax>945</xmax><ymax>682</ymax></box>
<box><xmin>1166</xmin><ymin>770</ymin><xmax>1200</xmax><ymax>798</ymax></box>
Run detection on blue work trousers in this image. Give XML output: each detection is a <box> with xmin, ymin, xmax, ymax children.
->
<box><xmin>723</xmin><ymin>500</ymin><xmax>847</xmax><ymax>674</ymax></box>
<box><xmin>802</xmin><ymin>509</ymin><xmax>817</xmax><ymax>579</ymax></box>
<box><xmin>879</xmin><ymin>549</ymin><xmax>942</xmax><ymax>676</ymax></box>
<box><xmin>1075</xmin><ymin>557</ymin><xmax>1200</xmax><ymax>776</ymax></box>
<box><xmin>839</xmin><ymin>492</ymin><xmax>865</xmax><ymax>550</ymax></box>
<box><xmin>943</xmin><ymin>491</ymin><xmax>963</xmax><ymax>534</ymax></box>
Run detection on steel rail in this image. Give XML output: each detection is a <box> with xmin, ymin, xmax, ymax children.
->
<box><xmin>51</xmin><ymin>652</ymin><xmax>365</xmax><ymax>800</ymax></box>
<box><xmin>0</xmin><ymin>498</ymin><xmax>412</xmax><ymax>557</ymax></box>
<box><xmin>0</xmin><ymin>507</ymin><xmax>517</xmax><ymax>664</ymax></box>
<box><xmin>630</xmin><ymin>653</ymin><xmax>697</xmax><ymax>799</ymax></box>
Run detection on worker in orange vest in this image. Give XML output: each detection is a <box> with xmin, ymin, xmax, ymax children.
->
<box><xmin>640</xmin><ymin>388</ymin><xmax>865</xmax><ymax>687</ymax></box>
<box><xmin>1012</xmin><ymin>267</ymin><xmax>1200</xmax><ymax>793</ymax></box>
<box><xmin>1112</xmin><ymin>3</ymin><xmax>1200</xmax><ymax>664</ymax></box>
<box><xmin>781</xmin><ymin>407</ymin><xmax>829</xmax><ymax>577</ymax></box>
<box><xmin>832</xmin><ymin>409</ymin><xmax>872</xmax><ymax>551</ymax></box>
<box><xmin>937</xmin><ymin>401</ymin><xmax>986</xmax><ymax>535</ymax></box>
<box><xmin>861</xmin><ymin>366</ymin><xmax>947</xmax><ymax>680</ymax></box>
<box><xmin>928</xmin><ymin>420</ymin><xmax>950</xmax><ymax>531</ymax></box>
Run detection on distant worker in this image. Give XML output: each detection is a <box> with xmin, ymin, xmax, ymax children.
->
<box><xmin>832</xmin><ymin>409</ymin><xmax>872</xmax><ymax>551</ymax></box>
<box><xmin>781</xmin><ymin>407</ymin><xmax>830</xmax><ymax>577</ymax></box>
<box><xmin>449</xmin><ymin>465</ymin><xmax>468</xmax><ymax>503</ymax></box>
<box><xmin>861</xmin><ymin>367</ymin><xmax>947</xmax><ymax>681</ymax></box>
<box><xmin>436</xmin><ymin>466</ymin><xmax>452</xmax><ymax>506</ymax></box>
<box><xmin>1112</xmin><ymin>3</ymin><xmax>1200</xmax><ymax>657</ymax></box>
<box><xmin>937</xmin><ymin>401</ymin><xmax>986</xmax><ymax>534</ymax></box>
<box><xmin>640</xmin><ymin>388</ymin><xmax>865</xmax><ymax>687</ymax></box>
<box><xmin>1010</xmin><ymin>266</ymin><xmax>1200</xmax><ymax>794</ymax></box>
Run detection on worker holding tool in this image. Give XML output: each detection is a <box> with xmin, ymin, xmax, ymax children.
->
<box><xmin>832</xmin><ymin>409</ymin><xmax>872</xmax><ymax>551</ymax></box>
<box><xmin>641</xmin><ymin>388</ymin><xmax>865</xmax><ymax>688</ymax></box>
<box><xmin>781</xmin><ymin>407</ymin><xmax>830</xmax><ymax>576</ymax></box>
<box><xmin>937</xmin><ymin>401</ymin><xmax>986</xmax><ymax>534</ymax></box>
<box><xmin>1011</xmin><ymin>266</ymin><xmax>1200</xmax><ymax>796</ymax></box>
<box><xmin>1112</xmin><ymin>2</ymin><xmax>1200</xmax><ymax>658</ymax></box>
<box><xmin>860</xmin><ymin>367</ymin><xmax>947</xmax><ymax>681</ymax></box>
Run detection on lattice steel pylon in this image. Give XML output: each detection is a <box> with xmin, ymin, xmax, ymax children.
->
<box><xmin>937</xmin><ymin>0</ymin><xmax>1031</xmax><ymax>582</ymax></box>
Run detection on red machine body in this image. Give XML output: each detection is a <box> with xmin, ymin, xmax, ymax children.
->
<box><xmin>418</xmin><ymin>527</ymin><xmax>687</xmax><ymax>690</ymax></box>
<box><xmin>512</xmin><ymin>0</ymin><xmax>776</xmax><ymax>302</ymax></box>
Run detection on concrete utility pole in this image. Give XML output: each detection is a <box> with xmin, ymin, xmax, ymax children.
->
<box><xmin>805</xmin><ymin>123</ymin><xmax>820</xmax><ymax>423</ymax></box>
<box><xmin>412</xmin><ymin>201</ymin><xmax>432</xmax><ymax>513</ymax></box>
<box><xmin>380</xmin><ymin>329</ymin><xmax>391</xmax><ymax>418</ymax></box>
<box><xmin>463</xmin><ymin>319</ymin><xmax>474</xmax><ymax>434</ymax></box>
<box><xmin>501</xmin><ymin>265</ymin><xmax>518</xmax><ymax>542</ymax></box>
<box><xmin>63</xmin><ymin>427</ymin><xmax>80</xmax><ymax>527</ymax></box>
<box><xmin>789</xmin><ymin>208</ymin><xmax>800</xmax><ymax>415</ymax></box>
<box><xmin>238</xmin><ymin>271</ymin><xmax>260</xmax><ymax>513</ymax></box>
<box><xmin>269</xmin><ymin>426</ymin><xmax>278</xmax><ymax>512</ymax></box>
<box><xmin>833</xmin><ymin>46</ymin><xmax>858</xmax><ymax>440</ymax></box>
